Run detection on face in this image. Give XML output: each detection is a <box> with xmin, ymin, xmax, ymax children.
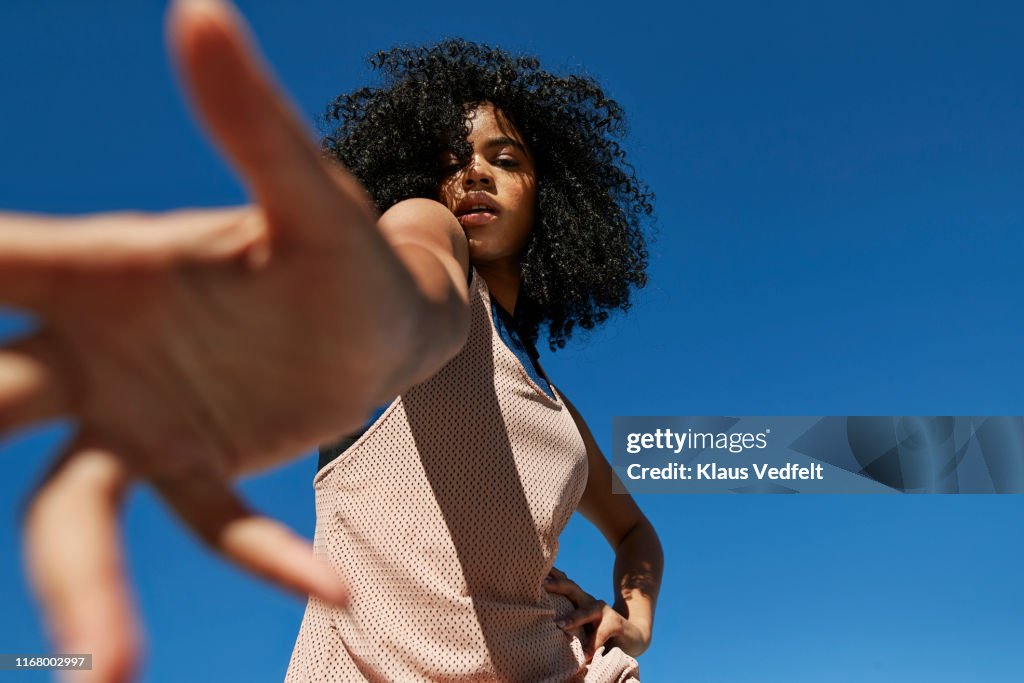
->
<box><xmin>438</xmin><ymin>102</ymin><xmax>537</xmax><ymax>271</ymax></box>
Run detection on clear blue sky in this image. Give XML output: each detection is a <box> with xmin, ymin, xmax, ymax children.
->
<box><xmin>2</xmin><ymin>1</ymin><xmax>1023</xmax><ymax>681</ymax></box>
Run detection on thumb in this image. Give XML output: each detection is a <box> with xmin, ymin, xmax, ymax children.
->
<box><xmin>166</xmin><ymin>0</ymin><xmax>370</xmax><ymax>242</ymax></box>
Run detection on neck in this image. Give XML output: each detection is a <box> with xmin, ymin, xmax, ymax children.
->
<box><xmin>474</xmin><ymin>261</ymin><xmax>521</xmax><ymax>316</ymax></box>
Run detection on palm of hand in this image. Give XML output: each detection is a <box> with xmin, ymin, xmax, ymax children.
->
<box><xmin>30</xmin><ymin>204</ymin><xmax>389</xmax><ymax>481</ymax></box>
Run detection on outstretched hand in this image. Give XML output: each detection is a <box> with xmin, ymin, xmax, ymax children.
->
<box><xmin>5</xmin><ymin>1</ymin><xmax>449</xmax><ymax>680</ymax></box>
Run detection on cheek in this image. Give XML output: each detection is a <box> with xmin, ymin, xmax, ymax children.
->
<box><xmin>513</xmin><ymin>185</ymin><xmax>537</xmax><ymax>238</ymax></box>
<box><xmin>507</xmin><ymin>204</ymin><xmax>535</xmax><ymax>250</ymax></box>
<box><xmin>437</xmin><ymin>181</ymin><xmax>457</xmax><ymax>211</ymax></box>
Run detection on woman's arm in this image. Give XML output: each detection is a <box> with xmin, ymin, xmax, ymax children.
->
<box><xmin>554</xmin><ymin>390</ymin><xmax>664</xmax><ymax>656</ymax></box>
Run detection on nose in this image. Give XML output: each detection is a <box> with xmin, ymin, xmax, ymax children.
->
<box><xmin>462</xmin><ymin>156</ymin><xmax>493</xmax><ymax>189</ymax></box>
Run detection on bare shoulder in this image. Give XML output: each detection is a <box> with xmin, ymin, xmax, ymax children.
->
<box><xmin>378</xmin><ymin>198</ymin><xmax>461</xmax><ymax>239</ymax></box>
<box><xmin>377</xmin><ymin>198</ymin><xmax>469</xmax><ymax>280</ymax></box>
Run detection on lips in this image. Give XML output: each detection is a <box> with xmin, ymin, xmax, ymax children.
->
<box><xmin>455</xmin><ymin>194</ymin><xmax>500</xmax><ymax>217</ymax></box>
<box><xmin>454</xmin><ymin>194</ymin><xmax>500</xmax><ymax>228</ymax></box>
<box><xmin>457</xmin><ymin>211</ymin><xmax>498</xmax><ymax>227</ymax></box>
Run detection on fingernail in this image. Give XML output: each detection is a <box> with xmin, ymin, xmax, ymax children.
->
<box><xmin>555</xmin><ymin>619</ymin><xmax>567</xmax><ymax>627</ymax></box>
<box><xmin>173</xmin><ymin>0</ymin><xmax>231</xmax><ymax>20</ymax></box>
<box><xmin>173</xmin><ymin>0</ymin><xmax>211</xmax><ymax>12</ymax></box>
<box><xmin>176</xmin><ymin>0</ymin><xmax>222</xmax><ymax>8</ymax></box>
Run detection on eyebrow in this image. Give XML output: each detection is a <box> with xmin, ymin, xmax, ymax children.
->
<box><xmin>483</xmin><ymin>136</ymin><xmax>529</xmax><ymax>154</ymax></box>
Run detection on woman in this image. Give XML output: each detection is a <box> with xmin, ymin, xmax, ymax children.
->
<box><xmin>9</xmin><ymin>1</ymin><xmax>662</xmax><ymax>681</ymax></box>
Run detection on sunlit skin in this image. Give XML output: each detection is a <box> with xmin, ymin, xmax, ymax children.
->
<box><xmin>438</xmin><ymin>102</ymin><xmax>536</xmax><ymax>316</ymax></box>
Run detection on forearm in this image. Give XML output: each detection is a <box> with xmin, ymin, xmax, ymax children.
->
<box><xmin>611</xmin><ymin>517</ymin><xmax>663</xmax><ymax>653</ymax></box>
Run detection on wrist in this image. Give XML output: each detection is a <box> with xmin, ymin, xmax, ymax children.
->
<box><xmin>612</xmin><ymin>602</ymin><xmax>652</xmax><ymax>656</ymax></box>
<box><xmin>626</xmin><ymin>617</ymin><xmax>652</xmax><ymax>654</ymax></box>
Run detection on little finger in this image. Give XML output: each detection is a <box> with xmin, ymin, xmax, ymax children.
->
<box><xmin>150</xmin><ymin>470</ymin><xmax>348</xmax><ymax>607</ymax></box>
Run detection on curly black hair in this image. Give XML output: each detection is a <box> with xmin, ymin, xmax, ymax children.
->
<box><xmin>321</xmin><ymin>39</ymin><xmax>654</xmax><ymax>351</ymax></box>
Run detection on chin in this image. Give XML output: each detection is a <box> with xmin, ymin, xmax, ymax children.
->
<box><xmin>466</xmin><ymin>238</ymin><xmax>497</xmax><ymax>261</ymax></box>
<box><xmin>468</xmin><ymin>252</ymin><xmax>506</xmax><ymax>268</ymax></box>
<box><xmin>466</xmin><ymin>235</ymin><xmax>522</xmax><ymax>269</ymax></box>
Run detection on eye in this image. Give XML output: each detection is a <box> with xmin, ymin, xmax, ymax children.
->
<box><xmin>494</xmin><ymin>156</ymin><xmax>519</xmax><ymax>168</ymax></box>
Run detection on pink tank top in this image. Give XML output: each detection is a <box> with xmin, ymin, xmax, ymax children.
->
<box><xmin>285</xmin><ymin>269</ymin><xmax>640</xmax><ymax>682</ymax></box>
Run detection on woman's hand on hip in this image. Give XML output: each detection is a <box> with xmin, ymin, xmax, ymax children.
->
<box><xmin>543</xmin><ymin>566</ymin><xmax>649</xmax><ymax>660</ymax></box>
